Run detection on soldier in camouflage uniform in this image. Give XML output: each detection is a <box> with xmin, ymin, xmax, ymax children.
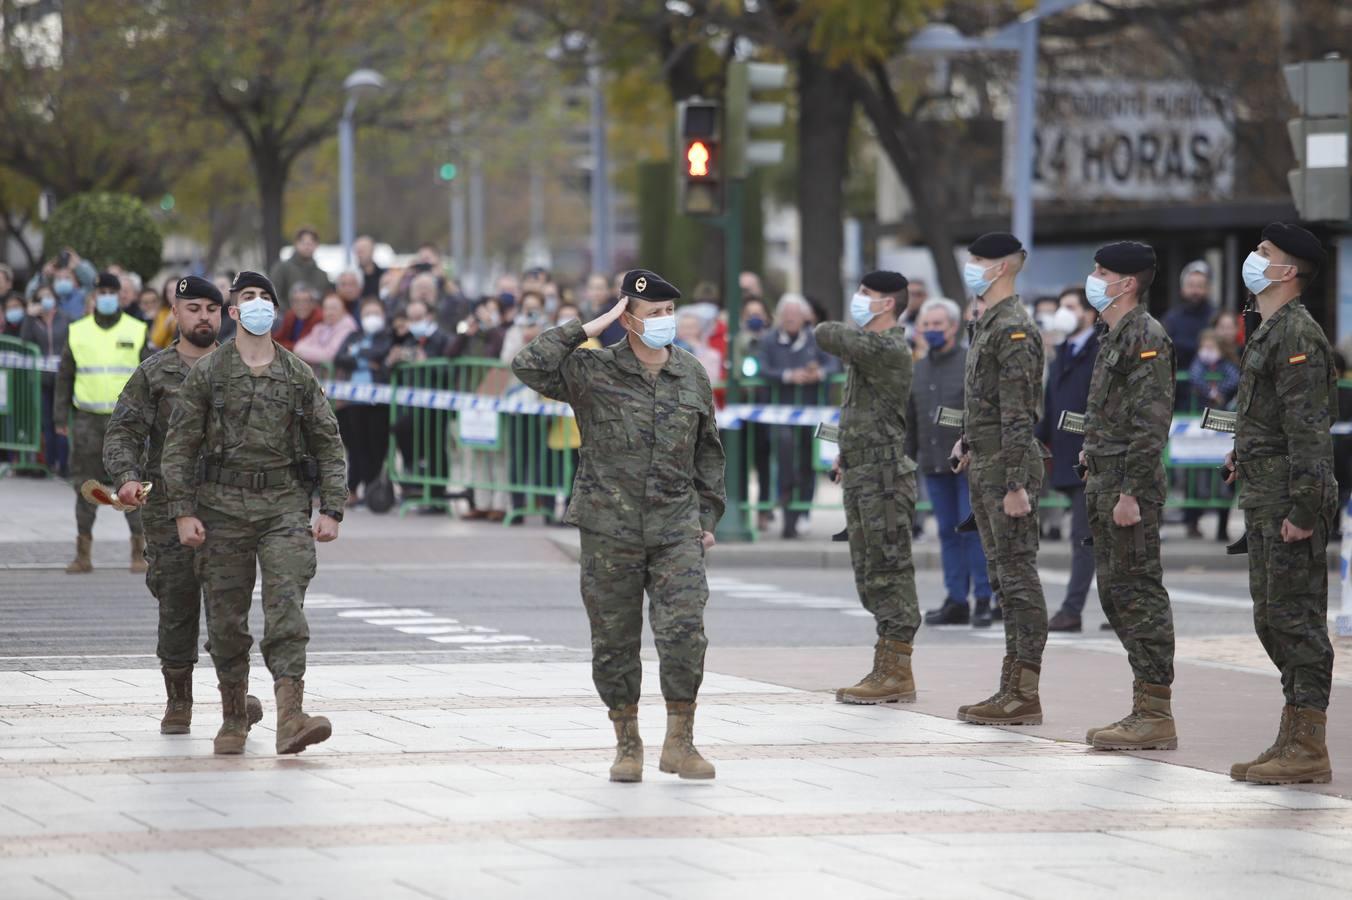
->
<box><xmin>1077</xmin><ymin>242</ymin><xmax>1178</xmax><ymax>751</ymax></box>
<box><xmin>816</xmin><ymin>270</ymin><xmax>920</xmax><ymax>705</ymax></box>
<box><xmin>512</xmin><ymin>268</ymin><xmax>726</xmax><ymax>783</ymax></box>
<box><xmin>950</xmin><ymin>232</ymin><xmax>1049</xmax><ymax>726</ymax></box>
<box><xmin>104</xmin><ymin>276</ymin><xmax>263</xmax><ymax>736</ymax></box>
<box><xmin>162</xmin><ymin>271</ymin><xmax>347</xmax><ymax>757</ymax></box>
<box><xmin>1223</xmin><ymin>223</ymin><xmax>1336</xmax><ymax>785</ymax></box>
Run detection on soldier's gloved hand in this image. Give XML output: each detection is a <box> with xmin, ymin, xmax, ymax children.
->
<box><xmin>1222</xmin><ymin>449</ymin><xmax>1237</xmax><ymax>485</ymax></box>
<box><xmin>116</xmin><ymin>481</ymin><xmax>145</xmax><ymax>509</ymax></box>
<box><xmin>313</xmin><ymin>513</ymin><xmax>341</xmax><ymax>543</ymax></box>
<box><xmin>1112</xmin><ymin>494</ymin><xmax>1141</xmax><ymax>528</ymax></box>
<box><xmin>176</xmin><ymin>516</ymin><xmax>206</xmax><ymax>548</ymax></box>
<box><xmin>1280</xmin><ymin>518</ymin><xmax>1314</xmax><ymax>543</ymax></box>
<box><xmin>1002</xmin><ymin>487</ymin><xmax>1031</xmax><ymax>518</ymax></box>
<box><xmin>701</xmin><ymin>531</ymin><xmax>716</xmax><ymax>551</ymax></box>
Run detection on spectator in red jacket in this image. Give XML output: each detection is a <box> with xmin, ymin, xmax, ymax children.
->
<box><xmin>275</xmin><ymin>283</ymin><xmax>322</xmax><ymax>350</ymax></box>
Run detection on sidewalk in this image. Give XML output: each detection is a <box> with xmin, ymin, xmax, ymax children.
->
<box><xmin>2</xmin><ymin>653</ymin><xmax>1351</xmax><ymax>899</ymax></box>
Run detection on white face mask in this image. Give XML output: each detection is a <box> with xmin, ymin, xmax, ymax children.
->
<box><xmin>361</xmin><ymin>314</ymin><xmax>385</xmax><ymax>335</ymax></box>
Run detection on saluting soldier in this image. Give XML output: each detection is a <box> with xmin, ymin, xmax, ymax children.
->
<box><xmin>104</xmin><ymin>276</ymin><xmax>263</xmax><ymax>735</ymax></box>
<box><xmin>815</xmin><ymin>271</ymin><xmax>921</xmax><ymax>705</ymax></box>
<box><xmin>1224</xmin><ymin>223</ymin><xmax>1336</xmax><ymax>785</ymax></box>
<box><xmin>1076</xmin><ymin>242</ymin><xmax>1178</xmax><ymax>751</ymax></box>
<box><xmin>950</xmin><ymin>232</ymin><xmax>1050</xmax><ymax>726</ymax></box>
<box><xmin>512</xmin><ymin>269</ymin><xmax>726</xmax><ymax>783</ymax></box>
<box><xmin>162</xmin><ymin>271</ymin><xmax>347</xmax><ymax>756</ymax></box>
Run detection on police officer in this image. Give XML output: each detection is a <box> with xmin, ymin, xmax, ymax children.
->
<box><xmin>816</xmin><ymin>271</ymin><xmax>920</xmax><ymax>705</ymax></box>
<box><xmin>950</xmin><ymin>232</ymin><xmax>1049</xmax><ymax>725</ymax></box>
<box><xmin>1224</xmin><ymin>223</ymin><xmax>1335</xmax><ymax>785</ymax></box>
<box><xmin>1076</xmin><ymin>242</ymin><xmax>1178</xmax><ymax>751</ymax></box>
<box><xmin>55</xmin><ymin>271</ymin><xmax>150</xmax><ymax>573</ymax></box>
<box><xmin>162</xmin><ymin>271</ymin><xmax>347</xmax><ymax>756</ymax></box>
<box><xmin>512</xmin><ymin>268</ymin><xmax>726</xmax><ymax>783</ymax></box>
<box><xmin>103</xmin><ymin>276</ymin><xmax>263</xmax><ymax>736</ymax></box>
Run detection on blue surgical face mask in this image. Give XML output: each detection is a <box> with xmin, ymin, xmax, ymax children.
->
<box><xmin>237</xmin><ymin>298</ymin><xmax>276</xmax><ymax>335</ymax></box>
<box><xmin>630</xmin><ymin>312</ymin><xmax>676</xmax><ymax>349</ymax></box>
<box><xmin>1084</xmin><ymin>274</ymin><xmax>1128</xmax><ymax>313</ymax></box>
<box><xmin>963</xmin><ymin>262</ymin><xmax>997</xmax><ymax>297</ymax></box>
<box><xmin>850</xmin><ymin>292</ymin><xmax>877</xmax><ymax>327</ymax></box>
<box><xmin>408</xmin><ymin>319</ymin><xmax>432</xmax><ymax>338</ymax></box>
<box><xmin>921</xmin><ymin>329</ymin><xmax>947</xmax><ymax>349</ymax></box>
<box><xmin>1242</xmin><ymin>251</ymin><xmax>1291</xmax><ymax>296</ymax></box>
<box><xmin>40</xmin><ymin>295</ymin><xmax>55</xmax><ymax>312</ymax></box>
<box><xmin>94</xmin><ymin>293</ymin><xmax>120</xmax><ymax>316</ymax></box>
<box><xmin>5</xmin><ymin>308</ymin><xmax>23</xmax><ymax>325</ymax></box>
<box><xmin>53</xmin><ymin>277</ymin><xmax>75</xmax><ymax>296</ymax></box>
<box><xmin>745</xmin><ymin>315</ymin><xmax>766</xmax><ymax>333</ymax></box>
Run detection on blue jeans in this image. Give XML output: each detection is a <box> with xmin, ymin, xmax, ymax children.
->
<box><xmin>924</xmin><ymin>472</ymin><xmax>991</xmax><ymax>605</ymax></box>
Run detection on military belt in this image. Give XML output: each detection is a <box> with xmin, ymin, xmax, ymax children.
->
<box><xmin>839</xmin><ymin>445</ymin><xmax>900</xmax><ymax>469</ymax></box>
<box><xmin>1084</xmin><ymin>454</ymin><xmax>1124</xmax><ymax>476</ymax></box>
<box><xmin>203</xmin><ymin>463</ymin><xmax>299</xmax><ymax>490</ymax></box>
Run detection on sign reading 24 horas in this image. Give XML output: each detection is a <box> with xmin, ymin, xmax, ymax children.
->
<box><xmin>1009</xmin><ymin>79</ymin><xmax>1234</xmax><ymax>202</ymax></box>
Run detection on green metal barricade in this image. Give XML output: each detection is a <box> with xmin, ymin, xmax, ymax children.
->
<box><xmin>0</xmin><ymin>336</ymin><xmax>43</xmax><ymax>477</ymax></box>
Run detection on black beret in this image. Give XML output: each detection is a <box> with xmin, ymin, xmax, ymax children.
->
<box><xmin>860</xmin><ymin>270</ymin><xmax>909</xmax><ymax>295</ymax></box>
<box><xmin>621</xmin><ymin>269</ymin><xmax>680</xmax><ymax>302</ymax></box>
<box><xmin>230</xmin><ymin>270</ymin><xmax>278</xmax><ymax>304</ymax></box>
<box><xmin>175</xmin><ymin>275</ymin><xmax>223</xmax><ymax>305</ymax></box>
<box><xmin>96</xmin><ymin>271</ymin><xmax>121</xmax><ymax>291</ymax></box>
<box><xmin>1094</xmin><ymin>241</ymin><xmax>1156</xmax><ymax>275</ymax></box>
<box><xmin>968</xmin><ymin>232</ymin><xmax>1023</xmax><ymax>259</ymax></box>
<box><xmin>1262</xmin><ymin>222</ymin><xmax>1326</xmax><ymax>269</ymax></box>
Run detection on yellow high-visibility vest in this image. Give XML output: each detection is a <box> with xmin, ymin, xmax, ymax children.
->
<box><xmin>68</xmin><ymin>314</ymin><xmax>146</xmax><ymax>414</ymax></box>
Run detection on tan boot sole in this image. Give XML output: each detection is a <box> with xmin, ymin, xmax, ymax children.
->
<box><xmin>161</xmin><ymin>723</ymin><xmax>190</xmax><ymax>735</ymax></box>
<box><xmin>659</xmin><ymin>762</ymin><xmax>715</xmax><ymax>779</ymax></box>
<box><xmin>1092</xmin><ymin>737</ymin><xmax>1178</xmax><ymax>751</ymax></box>
<box><xmin>609</xmin><ymin>769</ymin><xmax>642</xmax><ymax>783</ymax></box>
<box><xmin>213</xmin><ymin>739</ymin><xmax>245</xmax><ymax>755</ymax></box>
<box><xmin>276</xmin><ymin>720</ymin><xmax>332</xmax><ymax>755</ymax></box>
<box><xmin>1247</xmin><ymin>768</ymin><xmax>1332</xmax><ymax>785</ymax></box>
<box><xmin>965</xmin><ymin>712</ymin><xmax>1042</xmax><ymax>726</ymax></box>
<box><xmin>835</xmin><ymin>690</ymin><xmax>916</xmax><ymax>705</ymax></box>
<box><xmin>65</xmin><ymin>564</ymin><xmax>92</xmax><ymax>574</ymax></box>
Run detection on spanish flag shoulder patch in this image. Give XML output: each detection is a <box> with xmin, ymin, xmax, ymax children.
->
<box><xmin>1140</xmin><ymin>349</ymin><xmax>1158</xmax><ymax>360</ymax></box>
<box><xmin>1289</xmin><ymin>353</ymin><xmax>1307</xmax><ymax>365</ymax></box>
<box><xmin>1009</xmin><ymin>331</ymin><xmax>1027</xmax><ymax>341</ymax></box>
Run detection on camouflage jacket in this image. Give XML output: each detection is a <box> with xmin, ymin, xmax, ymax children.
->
<box><xmin>963</xmin><ymin>295</ymin><xmax>1044</xmax><ymax>486</ymax></box>
<box><xmin>511</xmin><ymin>319</ymin><xmax>726</xmax><ymax>546</ymax></box>
<box><xmin>1081</xmin><ymin>305</ymin><xmax>1175</xmax><ymax>504</ymax></box>
<box><xmin>162</xmin><ymin>339</ymin><xmax>347</xmax><ymax>521</ymax></box>
<box><xmin>1234</xmin><ymin>299</ymin><xmax>1336</xmax><ymax>529</ymax></box>
<box><xmin>814</xmin><ymin>321</ymin><xmax>916</xmax><ymax>472</ymax></box>
<box><xmin>103</xmin><ymin>340</ymin><xmax>214</xmax><ymax>515</ymax></box>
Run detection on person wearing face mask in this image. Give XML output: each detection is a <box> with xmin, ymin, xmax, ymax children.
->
<box><xmin>1221</xmin><ymin>223</ymin><xmax>1336</xmax><ymax>786</ymax></box>
<box><xmin>1162</xmin><ymin>260</ymin><xmax>1216</xmax><ymax>409</ymax></box>
<box><xmin>513</xmin><ymin>268</ymin><xmax>725</xmax><ymax>783</ymax></box>
<box><xmin>2</xmin><ymin>293</ymin><xmax>25</xmax><ymax>337</ymax></box>
<box><xmin>54</xmin><ymin>271</ymin><xmax>151</xmax><ymax>574</ymax></box>
<box><xmin>19</xmin><ymin>287</ymin><xmax>71</xmax><ymax>475</ymax></box>
<box><xmin>161</xmin><ymin>270</ymin><xmax>347</xmax><ymax>757</ymax></box>
<box><xmin>950</xmin><ymin>232</ymin><xmax>1051</xmax><ymax>727</ymax></box>
<box><xmin>335</xmin><ymin>297</ymin><xmax>395</xmax><ymax>506</ymax></box>
<box><xmin>27</xmin><ymin>248</ymin><xmax>95</xmax><ymax>320</ymax></box>
<box><xmin>1184</xmin><ymin>328</ymin><xmax>1241</xmax><ymax>543</ymax></box>
<box><xmin>813</xmin><ymin>271</ymin><xmax>921</xmax><ymax>705</ymax></box>
<box><xmin>1074</xmin><ymin>241</ymin><xmax>1178</xmax><ymax>752</ymax></box>
<box><xmin>102</xmin><ymin>276</ymin><xmax>265</xmax><ymax>737</ymax></box>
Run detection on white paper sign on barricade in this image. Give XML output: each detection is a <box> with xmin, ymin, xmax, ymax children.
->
<box><xmin>1167</xmin><ymin>419</ymin><xmax>1232</xmax><ymax>466</ymax></box>
<box><xmin>458</xmin><ymin>408</ymin><xmax>500</xmax><ymax>448</ymax></box>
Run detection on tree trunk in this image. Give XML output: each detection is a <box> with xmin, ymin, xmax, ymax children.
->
<box><xmin>796</xmin><ymin>51</ymin><xmax>854</xmax><ymax>319</ymax></box>
<box><xmin>253</xmin><ymin>148</ymin><xmax>288</xmax><ymax>270</ymax></box>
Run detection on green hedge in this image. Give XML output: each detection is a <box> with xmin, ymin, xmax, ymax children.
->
<box><xmin>44</xmin><ymin>192</ymin><xmax>163</xmax><ymax>280</ymax></box>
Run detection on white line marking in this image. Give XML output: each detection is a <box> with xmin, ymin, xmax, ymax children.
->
<box><xmin>336</xmin><ymin>608</ymin><xmax>434</xmax><ymax>619</ymax></box>
<box><xmin>427</xmin><ymin>634</ymin><xmax>538</xmax><ymax>645</ymax></box>
<box><xmin>366</xmin><ymin>617</ymin><xmax>462</xmax><ymax>627</ymax></box>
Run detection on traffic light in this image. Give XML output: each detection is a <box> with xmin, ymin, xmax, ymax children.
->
<box><xmin>726</xmin><ymin>61</ymin><xmax>788</xmax><ymax>178</ymax></box>
<box><xmin>677</xmin><ymin>99</ymin><xmax>721</xmax><ymax>216</ymax></box>
<box><xmin>437</xmin><ymin>162</ymin><xmax>459</xmax><ymax>182</ymax></box>
<box><xmin>1283</xmin><ymin>58</ymin><xmax>1349</xmax><ymax>222</ymax></box>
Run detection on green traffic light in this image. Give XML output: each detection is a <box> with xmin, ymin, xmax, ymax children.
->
<box><xmin>438</xmin><ymin>163</ymin><xmax>458</xmax><ymax>181</ymax></box>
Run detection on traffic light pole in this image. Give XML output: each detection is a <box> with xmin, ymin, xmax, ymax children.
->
<box><xmin>714</xmin><ymin>177</ymin><xmax>754</xmax><ymax>544</ymax></box>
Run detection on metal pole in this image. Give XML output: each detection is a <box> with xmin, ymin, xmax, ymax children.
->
<box><xmin>451</xmin><ymin>177</ymin><xmax>466</xmax><ymax>284</ymax></box>
<box><xmin>589</xmin><ymin>64</ymin><xmax>612</xmax><ymax>273</ymax></box>
<box><xmin>469</xmin><ymin>154</ymin><xmax>486</xmax><ymax>296</ymax></box>
<box><xmin>714</xmin><ymin>178</ymin><xmax>753</xmax><ymax>544</ymax></box>
<box><xmin>339</xmin><ymin>97</ymin><xmax>357</xmax><ymax>269</ymax></box>
<box><xmin>1011</xmin><ymin>17</ymin><xmax>1038</xmax><ymax>253</ymax></box>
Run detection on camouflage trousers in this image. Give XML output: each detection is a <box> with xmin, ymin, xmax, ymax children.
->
<box><xmin>578</xmin><ymin>529</ymin><xmax>709</xmax><ymax>711</ymax></box>
<box><xmin>969</xmin><ymin>461</ymin><xmax>1047</xmax><ymax>663</ymax></box>
<box><xmin>143</xmin><ymin>507</ymin><xmax>206</xmax><ymax>667</ymax></box>
<box><xmin>1087</xmin><ymin>493</ymin><xmax>1174</xmax><ymax>685</ymax></box>
<box><xmin>69</xmin><ymin>410</ymin><xmax>143</xmax><ymax>537</ymax></box>
<box><xmin>196</xmin><ymin>506</ymin><xmax>316</xmax><ymax>685</ymax></box>
<box><xmin>842</xmin><ymin>458</ymin><xmax>919</xmax><ymax>643</ymax></box>
<box><xmin>1245</xmin><ymin>503</ymin><xmax>1335</xmax><ymax>710</ymax></box>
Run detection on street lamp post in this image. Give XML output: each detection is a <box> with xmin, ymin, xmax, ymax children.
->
<box><xmin>339</xmin><ymin>69</ymin><xmax>386</xmax><ymax>268</ymax></box>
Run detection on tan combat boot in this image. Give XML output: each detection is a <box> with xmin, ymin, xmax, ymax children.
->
<box><xmin>659</xmin><ymin>701</ymin><xmax>715</xmax><ymax>779</ymax></box>
<box><xmin>608</xmin><ymin>705</ymin><xmax>643</xmax><ymax>783</ymax></box>
<box><xmin>1091</xmin><ymin>683</ymin><xmax>1177</xmax><ymax>750</ymax></box>
<box><xmin>1086</xmin><ymin>679</ymin><xmax>1141</xmax><ymax>744</ymax></box>
<box><xmin>1230</xmin><ymin>705</ymin><xmax>1293</xmax><ymax>781</ymax></box>
<box><xmin>213</xmin><ymin>682</ymin><xmax>249</xmax><ymax>754</ymax></box>
<box><xmin>160</xmin><ymin>666</ymin><xmax>194</xmax><ymax>734</ymax></box>
<box><xmin>65</xmin><ymin>535</ymin><xmax>93</xmax><ymax>574</ymax></box>
<box><xmin>959</xmin><ymin>655</ymin><xmax>1013</xmax><ymax>722</ymax></box>
<box><xmin>964</xmin><ymin>660</ymin><xmax>1042</xmax><ymax>725</ymax></box>
<box><xmin>129</xmin><ymin>535</ymin><xmax>148</xmax><ymax>574</ymax></box>
<box><xmin>836</xmin><ymin>639</ymin><xmax>917</xmax><ymax>704</ymax></box>
<box><xmin>1246</xmin><ymin>707</ymin><xmax>1332</xmax><ymax>785</ymax></box>
<box><xmin>274</xmin><ymin>677</ymin><xmax>332</xmax><ymax>755</ymax></box>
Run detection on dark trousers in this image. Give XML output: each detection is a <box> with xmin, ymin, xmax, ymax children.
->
<box><xmin>924</xmin><ymin>472</ymin><xmax>990</xmax><ymax>604</ymax></box>
<box><xmin>1054</xmin><ymin>484</ymin><xmax>1098</xmax><ymax>616</ymax></box>
<box><xmin>393</xmin><ymin>410</ymin><xmax>449</xmax><ymax>499</ymax></box>
<box><xmin>775</xmin><ymin>425</ymin><xmax>816</xmax><ymax>529</ymax></box>
<box><xmin>41</xmin><ymin>384</ymin><xmax>69</xmax><ymax>475</ymax></box>
<box><xmin>337</xmin><ymin>403</ymin><xmax>389</xmax><ymax>492</ymax></box>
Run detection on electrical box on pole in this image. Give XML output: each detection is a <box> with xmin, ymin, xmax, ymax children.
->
<box><xmin>1283</xmin><ymin>57</ymin><xmax>1350</xmax><ymax>222</ymax></box>
<box><xmin>676</xmin><ymin>98</ymin><xmax>722</xmax><ymax>216</ymax></box>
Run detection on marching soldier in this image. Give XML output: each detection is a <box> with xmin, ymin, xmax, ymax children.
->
<box><xmin>1076</xmin><ymin>242</ymin><xmax>1178</xmax><ymax>750</ymax></box>
<box><xmin>816</xmin><ymin>271</ymin><xmax>921</xmax><ymax>705</ymax></box>
<box><xmin>950</xmin><ymin>232</ymin><xmax>1050</xmax><ymax>725</ymax></box>
<box><xmin>162</xmin><ymin>271</ymin><xmax>347</xmax><ymax>756</ymax></box>
<box><xmin>512</xmin><ymin>268</ymin><xmax>726</xmax><ymax>783</ymax></box>
<box><xmin>55</xmin><ymin>271</ymin><xmax>151</xmax><ymax>573</ymax></box>
<box><xmin>103</xmin><ymin>276</ymin><xmax>263</xmax><ymax>735</ymax></box>
<box><xmin>1224</xmin><ymin>223</ymin><xmax>1336</xmax><ymax>785</ymax></box>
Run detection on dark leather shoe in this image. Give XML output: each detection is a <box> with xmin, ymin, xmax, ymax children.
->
<box><xmin>1048</xmin><ymin>610</ymin><xmax>1082</xmax><ymax>632</ymax></box>
<box><xmin>924</xmin><ymin>599</ymin><xmax>970</xmax><ymax>626</ymax></box>
<box><xmin>972</xmin><ymin>598</ymin><xmax>992</xmax><ymax>629</ymax></box>
<box><xmin>991</xmin><ymin>604</ymin><xmax>1003</xmax><ymax>622</ymax></box>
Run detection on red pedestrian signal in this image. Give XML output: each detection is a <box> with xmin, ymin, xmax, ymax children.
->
<box><xmin>676</xmin><ymin>98</ymin><xmax>721</xmax><ymax>216</ymax></box>
<box><xmin>687</xmin><ymin>140</ymin><xmax>711</xmax><ymax>178</ymax></box>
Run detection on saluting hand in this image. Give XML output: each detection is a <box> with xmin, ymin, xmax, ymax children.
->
<box><xmin>583</xmin><ymin>297</ymin><xmax>627</xmax><ymax>340</ymax></box>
